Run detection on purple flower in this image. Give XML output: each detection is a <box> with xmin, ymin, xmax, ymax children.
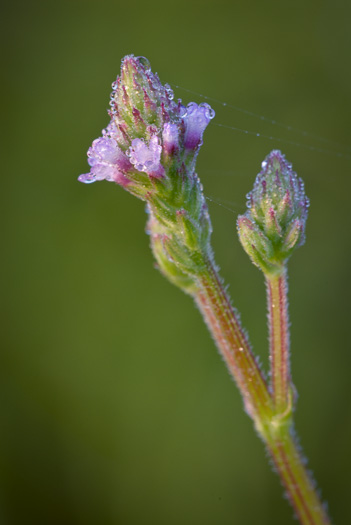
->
<box><xmin>128</xmin><ymin>136</ymin><xmax>165</xmax><ymax>178</ymax></box>
<box><xmin>78</xmin><ymin>136</ymin><xmax>132</xmax><ymax>186</ymax></box>
<box><xmin>183</xmin><ymin>103</ymin><xmax>215</xmax><ymax>150</ymax></box>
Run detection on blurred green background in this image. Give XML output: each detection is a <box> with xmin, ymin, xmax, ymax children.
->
<box><xmin>2</xmin><ymin>0</ymin><xmax>351</xmax><ymax>523</ymax></box>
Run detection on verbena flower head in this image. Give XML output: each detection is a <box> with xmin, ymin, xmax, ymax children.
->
<box><xmin>78</xmin><ymin>55</ymin><xmax>215</xmax><ymax>292</ymax></box>
<box><xmin>78</xmin><ymin>55</ymin><xmax>214</xmax><ymax>197</ymax></box>
<box><xmin>237</xmin><ymin>150</ymin><xmax>309</xmax><ymax>275</ymax></box>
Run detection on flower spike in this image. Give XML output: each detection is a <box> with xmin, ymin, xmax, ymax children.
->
<box><xmin>78</xmin><ymin>55</ymin><xmax>215</xmax><ymax>292</ymax></box>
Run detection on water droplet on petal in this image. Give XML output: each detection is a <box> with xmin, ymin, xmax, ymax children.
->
<box><xmin>199</xmin><ymin>102</ymin><xmax>215</xmax><ymax>119</ymax></box>
<box><xmin>78</xmin><ymin>173</ymin><xmax>96</xmax><ymax>184</ymax></box>
<box><xmin>136</xmin><ymin>56</ymin><xmax>151</xmax><ymax>71</ymax></box>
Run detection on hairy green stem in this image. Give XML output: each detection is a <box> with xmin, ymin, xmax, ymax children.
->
<box><xmin>196</xmin><ymin>258</ymin><xmax>274</xmax><ymax>430</ymax></box>
<box><xmin>266</xmin><ymin>269</ymin><xmax>292</xmax><ymax>414</ymax></box>
<box><xmin>195</xmin><ymin>257</ymin><xmax>332</xmax><ymax>525</ymax></box>
<box><xmin>265</xmin><ymin>427</ymin><xmax>331</xmax><ymax>525</ymax></box>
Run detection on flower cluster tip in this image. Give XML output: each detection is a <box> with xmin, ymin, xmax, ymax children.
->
<box><xmin>78</xmin><ymin>55</ymin><xmax>215</xmax><ymax>200</ymax></box>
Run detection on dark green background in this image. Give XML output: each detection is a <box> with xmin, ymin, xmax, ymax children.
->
<box><xmin>2</xmin><ymin>0</ymin><xmax>350</xmax><ymax>523</ymax></box>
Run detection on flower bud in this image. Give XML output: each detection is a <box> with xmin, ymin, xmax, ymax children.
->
<box><xmin>110</xmin><ymin>56</ymin><xmax>180</xmax><ymax>143</ymax></box>
<box><xmin>237</xmin><ymin>216</ymin><xmax>274</xmax><ymax>270</ymax></box>
<box><xmin>237</xmin><ymin>150</ymin><xmax>309</xmax><ymax>275</ymax></box>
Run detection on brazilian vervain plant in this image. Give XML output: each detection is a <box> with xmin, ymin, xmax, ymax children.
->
<box><xmin>78</xmin><ymin>55</ymin><xmax>332</xmax><ymax>525</ymax></box>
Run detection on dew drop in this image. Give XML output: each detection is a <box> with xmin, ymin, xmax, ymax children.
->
<box><xmin>199</xmin><ymin>102</ymin><xmax>215</xmax><ymax>119</ymax></box>
<box><xmin>136</xmin><ymin>56</ymin><xmax>151</xmax><ymax>71</ymax></box>
<box><xmin>164</xmin><ymin>83</ymin><xmax>174</xmax><ymax>100</ymax></box>
<box><xmin>78</xmin><ymin>173</ymin><xmax>96</xmax><ymax>184</ymax></box>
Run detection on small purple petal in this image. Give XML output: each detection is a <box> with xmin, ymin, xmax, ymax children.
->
<box><xmin>91</xmin><ymin>137</ymin><xmax>121</xmax><ymax>163</ymax></box>
<box><xmin>91</xmin><ymin>163</ymin><xmax>115</xmax><ymax>181</ymax></box>
<box><xmin>129</xmin><ymin>136</ymin><xmax>165</xmax><ymax>178</ymax></box>
<box><xmin>183</xmin><ymin>102</ymin><xmax>215</xmax><ymax>150</ymax></box>
<box><xmin>162</xmin><ymin>122</ymin><xmax>179</xmax><ymax>155</ymax></box>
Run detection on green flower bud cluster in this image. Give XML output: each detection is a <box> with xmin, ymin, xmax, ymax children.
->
<box><xmin>147</xmin><ymin>172</ymin><xmax>213</xmax><ymax>293</ymax></box>
<box><xmin>237</xmin><ymin>150</ymin><xmax>309</xmax><ymax>275</ymax></box>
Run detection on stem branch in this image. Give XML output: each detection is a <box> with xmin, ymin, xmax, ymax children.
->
<box><xmin>194</xmin><ymin>257</ymin><xmax>332</xmax><ymax>525</ymax></box>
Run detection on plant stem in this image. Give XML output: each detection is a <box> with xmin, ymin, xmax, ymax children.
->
<box><xmin>266</xmin><ymin>268</ymin><xmax>291</xmax><ymax>414</ymax></box>
<box><xmin>195</xmin><ymin>257</ymin><xmax>332</xmax><ymax>525</ymax></box>
<box><xmin>266</xmin><ymin>428</ymin><xmax>331</xmax><ymax>525</ymax></box>
<box><xmin>196</xmin><ymin>258</ymin><xmax>274</xmax><ymax>430</ymax></box>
